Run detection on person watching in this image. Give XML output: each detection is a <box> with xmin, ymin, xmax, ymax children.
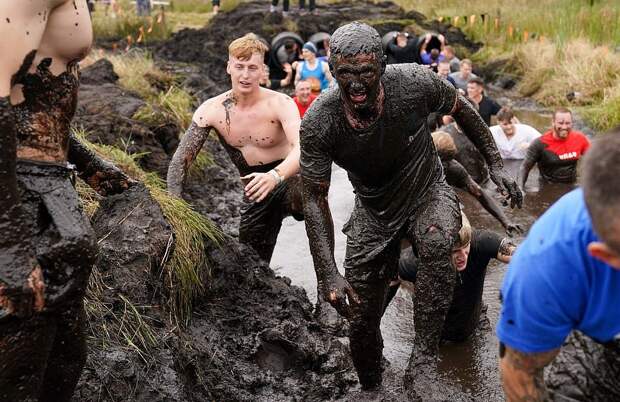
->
<box><xmin>386</xmin><ymin>32</ymin><xmax>417</xmax><ymax>64</ymax></box>
<box><xmin>449</xmin><ymin>58</ymin><xmax>478</xmax><ymax>92</ymax></box>
<box><xmin>437</xmin><ymin>60</ymin><xmax>457</xmax><ymax>87</ymax></box>
<box><xmin>490</xmin><ymin>107</ymin><xmax>541</xmax><ymax>159</ymax></box>
<box><xmin>497</xmin><ymin>127</ymin><xmax>620</xmax><ymax>402</ymax></box>
<box><xmin>294</xmin><ymin>41</ymin><xmax>332</xmax><ymax>94</ymax></box>
<box><xmin>519</xmin><ymin>107</ymin><xmax>590</xmax><ymax>189</ymax></box>
<box><xmin>260</xmin><ymin>63</ymin><xmax>293</xmax><ymax>90</ymax></box>
<box><xmin>419</xmin><ymin>33</ymin><xmax>446</xmax><ymax>71</ymax></box>
<box><xmin>292</xmin><ymin>80</ymin><xmax>316</xmax><ymax>117</ymax></box>
<box><xmin>389</xmin><ymin>212</ymin><xmax>515</xmax><ymax>342</ymax></box>
<box><xmin>443</xmin><ymin>45</ymin><xmax>460</xmax><ymax>73</ymax></box>
<box><xmin>466</xmin><ymin>77</ymin><xmax>501</xmax><ymax>126</ymax></box>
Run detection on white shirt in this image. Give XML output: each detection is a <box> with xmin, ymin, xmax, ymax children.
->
<box><xmin>490</xmin><ymin>123</ymin><xmax>541</xmax><ymax>159</ymax></box>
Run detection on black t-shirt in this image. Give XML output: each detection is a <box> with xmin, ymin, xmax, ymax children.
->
<box><xmin>476</xmin><ymin>95</ymin><xmax>501</xmax><ymax>126</ymax></box>
<box><xmin>398</xmin><ymin>229</ymin><xmax>503</xmax><ymax>341</ymax></box>
<box><xmin>300</xmin><ymin>64</ymin><xmax>458</xmax><ymax>265</ymax></box>
<box><xmin>387</xmin><ymin>41</ymin><xmax>418</xmax><ymax>64</ymax></box>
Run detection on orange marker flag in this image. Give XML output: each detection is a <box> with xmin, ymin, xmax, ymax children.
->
<box><xmin>507</xmin><ymin>25</ymin><xmax>514</xmax><ymax>39</ymax></box>
<box><xmin>125</xmin><ymin>35</ymin><xmax>133</xmax><ymax>52</ymax></box>
<box><xmin>494</xmin><ymin>17</ymin><xmax>500</xmax><ymax>30</ymax></box>
<box><xmin>157</xmin><ymin>12</ymin><xmax>163</xmax><ymax>24</ymax></box>
<box><xmin>147</xmin><ymin>17</ymin><xmax>154</xmax><ymax>33</ymax></box>
<box><xmin>523</xmin><ymin>30</ymin><xmax>529</xmax><ymax>42</ymax></box>
<box><xmin>469</xmin><ymin>15</ymin><xmax>476</xmax><ymax>26</ymax></box>
<box><xmin>137</xmin><ymin>26</ymin><xmax>144</xmax><ymax>43</ymax></box>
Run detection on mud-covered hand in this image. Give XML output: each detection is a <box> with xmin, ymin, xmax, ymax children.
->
<box><xmin>504</xmin><ymin>222</ymin><xmax>524</xmax><ymax>237</ymax></box>
<box><xmin>242</xmin><ymin>171</ymin><xmax>279</xmax><ymax>203</ymax></box>
<box><xmin>85</xmin><ymin>163</ymin><xmax>136</xmax><ymax>197</ymax></box>
<box><xmin>0</xmin><ymin>265</ymin><xmax>45</xmax><ymax>320</ymax></box>
<box><xmin>490</xmin><ymin>168</ymin><xmax>523</xmax><ymax>208</ymax></box>
<box><xmin>318</xmin><ymin>272</ymin><xmax>360</xmax><ymax>319</ymax></box>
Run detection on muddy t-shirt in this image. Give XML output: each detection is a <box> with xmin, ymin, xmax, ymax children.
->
<box><xmin>524</xmin><ymin>130</ymin><xmax>590</xmax><ymax>183</ymax></box>
<box><xmin>300</xmin><ymin>64</ymin><xmax>458</xmax><ymax>263</ymax></box>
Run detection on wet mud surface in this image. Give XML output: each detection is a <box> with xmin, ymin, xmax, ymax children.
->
<box><xmin>65</xmin><ymin>1</ymin><xmax>612</xmax><ymax>401</ymax></box>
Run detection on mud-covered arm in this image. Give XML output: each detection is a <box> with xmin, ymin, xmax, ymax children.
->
<box><xmin>68</xmin><ymin>133</ymin><xmax>134</xmax><ymax>196</ymax></box>
<box><xmin>451</xmin><ymin>95</ymin><xmax>522</xmax><ymax>208</ymax></box>
<box><xmin>500</xmin><ymin>345</ymin><xmax>559</xmax><ymax>402</ymax></box>
<box><xmin>167</xmin><ymin>121</ymin><xmax>210</xmax><ymax>197</ymax></box>
<box><xmin>302</xmin><ymin>178</ymin><xmax>338</xmax><ymax>276</ymax></box>
<box><xmin>519</xmin><ymin>139</ymin><xmax>542</xmax><ymax>190</ymax></box>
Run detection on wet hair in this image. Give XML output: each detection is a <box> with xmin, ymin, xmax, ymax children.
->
<box><xmin>553</xmin><ymin>107</ymin><xmax>572</xmax><ymax>120</ymax></box>
<box><xmin>468</xmin><ymin>77</ymin><xmax>485</xmax><ymax>87</ymax></box>
<box><xmin>460</xmin><ymin>58</ymin><xmax>473</xmax><ymax>68</ymax></box>
<box><xmin>496</xmin><ymin>107</ymin><xmax>514</xmax><ymax>123</ymax></box>
<box><xmin>432</xmin><ymin>130</ymin><xmax>457</xmax><ymax>160</ymax></box>
<box><xmin>455</xmin><ymin>211</ymin><xmax>472</xmax><ymax>249</ymax></box>
<box><xmin>329</xmin><ymin>22</ymin><xmax>385</xmax><ymax>70</ymax></box>
<box><xmin>229</xmin><ymin>33</ymin><xmax>269</xmax><ymax>60</ymax></box>
<box><xmin>581</xmin><ymin>126</ymin><xmax>620</xmax><ymax>254</ymax></box>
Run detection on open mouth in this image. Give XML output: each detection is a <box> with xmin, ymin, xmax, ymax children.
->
<box><xmin>240</xmin><ymin>80</ymin><xmax>252</xmax><ymax>87</ymax></box>
<box><xmin>349</xmin><ymin>92</ymin><xmax>367</xmax><ymax>103</ymax></box>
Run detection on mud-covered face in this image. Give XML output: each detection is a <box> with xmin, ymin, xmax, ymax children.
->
<box><xmin>552</xmin><ymin>112</ymin><xmax>572</xmax><ymax>139</ymax></box>
<box><xmin>451</xmin><ymin>242</ymin><xmax>471</xmax><ymax>272</ymax></box>
<box><xmin>227</xmin><ymin>53</ymin><xmax>264</xmax><ymax>94</ymax></box>
<box><xmin>333</xmin><ymin>53</ymin><xmax>382</xmax><ymax>112</ymax></box>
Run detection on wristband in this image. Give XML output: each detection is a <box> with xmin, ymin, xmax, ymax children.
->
<box><xmin>269</xmin><ymin>169</ymin><xmax>283</xmax><ymax>185</ymax></box>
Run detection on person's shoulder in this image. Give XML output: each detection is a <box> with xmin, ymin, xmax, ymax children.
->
<box><xmin>570</xmin><ymin>130</ymin><xmax>590</xmax><ymax>142</ymax></box>
<box><xmin>489</xmin><ymin>124</ymin><xmax>502</xmax><ymax>136</ymax></box>
<box><xmin>301</xmin><ymin>88</ymin><xmax>339</xmax><ymax>131</ymax></box>
<box><xmin>193</xmin><ymin>92</ymin><xmax>227</xmax><ymax>125</ymax></box>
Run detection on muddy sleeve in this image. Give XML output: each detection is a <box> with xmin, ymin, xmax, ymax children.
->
<box><xmin>443</xmin><ymin>159</ymin><xmax>469</xmax><ymax>189</ymax></box>
<box><xmin>167</xmin><ymin>122</ymin><xmax>210</xmax><ymax>197</ymax></box>
<box><xmin>424</xmin><ymin>66</ymin><xmax>459</xmax><ymax>116</ymax></box>
<box><xmin>519</xmin><ymin>138</ymin><xmax>543</xmax><ymax>187</ymax></box>
<box><xmin>299</xmin><ymin>116</ymin><xmax>333</xmax><ymax>184</ymax></box>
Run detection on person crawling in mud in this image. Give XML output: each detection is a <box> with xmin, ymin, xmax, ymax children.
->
<box><xmin>519</xmin><ymin>107</ymin><xmax>590</xmax><ymax>189</ymax></box>
<box><xmin>300</xmin><ymin>21</ymin><xmax>522</xmax><ymax>397</ymax></box>
<box><xmin>387</xmin><ymin>212</ymin><xmax>515</xmax><ymax>343</ymax></box>
<box><xmin>497</xmin><ymin>127</ymin><xmax>620</xmax><ymax>402</ymax></box>
<box><xmin>433</xmin><ymin>131</ymin><xmax>522</xmax><ymax>236</ymax></box>
<box><xmin>167</xmin><ymin>33</ymin><xmax>303</xmax><ymax>263</ymax></box>
<box><xmin>0</xmin><ymin>0</ymin><xmax>133</xmax><ymax>400</ymax></box>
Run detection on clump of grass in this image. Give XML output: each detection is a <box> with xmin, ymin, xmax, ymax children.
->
<box><xmin>133</xmin><ymin>85</ymin><xmax>194</xmax><ymax>129</ymax></box>
<box><xmin>76</xmin><ymin>179</ymin><xmax>102</xmax><ymax>218</ymax></box>
<box><xmin>85</xmin><ymin>267</ymin><xmax>159</xmax><ymax>363</ymax></box>
<box><xmin>74</xmin><ymin>128</ymin><xmax>223</xmax><ymax>325</ymax></box>
<box><xmin>581</xmin><ymin>80</ymin><xmax>620</xmax><ymax>131</ymax></box>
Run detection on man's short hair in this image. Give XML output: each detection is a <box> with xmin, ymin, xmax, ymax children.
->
<box><xmin>460</xmin><ymin>58</ymin><xmax>473</xmax><ymax>68</ymax></box>
<box><xmin>444</xmin><ymin>45</ymin><xmax>455</xmax><ymax>55</ymax></box>
<box><xmin>468</xmin><ymin>77</ymin><xmax>485</xmax><ymax>87</ymax></box>
<box><xmin>229</xmin><ymin>33</ymin><xmax>268</xmax><ymax>61</ymax></box>
<box><xmin>438</xmin><ymin>60</ymin><xmax>451</xmax><ymax>67</ymax></box>
<box><xmin>581</xmin><ymin>126</ymin><xmax>620</xmax><ymax>254</ymax></box>
<box><xmin>553</xmin><ymin>107</ymin><xmax>572</xmax><ymax>120</ymax></box>
<box><xmin>497</xmin><ymin>107</ymin><xmax>515</xmax><ymax>123</ymax></box>
<box><xmin>329</xmin><ymin>22</ymin><xmax>384</xmax><ymax>68</ymax></box>
<box><xmin>295</xmin><ymin>79</ymin><xmax>311</xmax><ymax>89</ymax></box>
<box><xmin>432</xmin><ymin>130</ymin><xmax>457</xmax><ymax>160</ymax></box>
<box><xmin>455</xmin><ymin>211</ymin><xmax>472</xmax><ymax>249</ymax></box>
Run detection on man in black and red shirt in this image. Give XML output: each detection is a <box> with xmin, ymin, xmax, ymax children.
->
<box><xmin>519</xmin><ymin>108</ymin><xmax>590</xmax><ymax>188</ymax></box>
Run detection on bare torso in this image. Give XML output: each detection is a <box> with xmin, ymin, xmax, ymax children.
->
<box><xmin>198</xmin><ymin>88</ymin><xmax>296</xmax><ymax>167</ymax></box>
<box><xmin>2</xmin><ymin>0</ymin><xmax>92</xmax><ymax>163</ymax></box>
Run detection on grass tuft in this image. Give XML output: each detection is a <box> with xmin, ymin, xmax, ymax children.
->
<box><xmin>74</xmin><ymin>128</ymin><xmax>223</xmax><ymax>325</ymax></box>
<box><xmin>133</xmin><ymin>85</ymin><xmax>194</xmax><ymax>129</ymax></box>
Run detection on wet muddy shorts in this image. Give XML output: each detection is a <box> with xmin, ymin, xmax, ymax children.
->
<box><xmin>238</xmin><ymin>175</ymin><xmax>304</xmax><ymax>250</ymax></box>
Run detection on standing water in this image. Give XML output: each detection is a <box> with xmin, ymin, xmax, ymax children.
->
<box><xmin>271</xmin><ymin>108</ymin><xmax>575</xmax><ymax>400</ymax></box>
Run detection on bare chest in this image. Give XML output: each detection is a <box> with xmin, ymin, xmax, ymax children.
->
<box><xmin>211</xmin><ymin>104</ymin><xmax>285</xmax><ymax>148</ymax></box>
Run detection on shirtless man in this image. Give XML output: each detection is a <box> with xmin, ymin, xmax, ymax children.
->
<box><xmin>1</xmin><ymin>1</ymin><xmax>133</xmax><ymax>400</ymax></box>
<box><xmin>167</xmin><ymin>33</ymin><xmax>302</xmax><ymax>263</ymax></box>
<box><xmin>300</xmin><ymin>22</ymin><xmax>521</xmax><ymax>397</ymax></box>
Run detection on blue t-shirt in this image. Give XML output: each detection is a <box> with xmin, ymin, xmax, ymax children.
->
<box><xmin>497</xmin><ymin>188</ymin><xmax>620</xmax><ymax>353</ymax></box>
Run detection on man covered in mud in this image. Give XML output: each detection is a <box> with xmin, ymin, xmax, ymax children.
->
<box><xmin>392</xmin><ymin>212</ymin><xmax>515</xmax><ymax>342</ymax></box>
<box><xmin>300</xmin><ymin>22</ymin><xmax>522</xmax><ymax>396</ymax></box>
<box><xmin>0</xmin><ymin>0</ymin><xmax>133</xmax><ymax>400</ymax></box>
<box><xmin>167</xmin><ymin>33</ymin><xmax>302</xmax><ymax>263</ymax></box>
<box><xmin>519</xmin><ymin>107</ymin><xmax>590</xmax><ymax>189</ymax></box>
<box><xmin>497</xmin><ymin>127</ymin><xmax>620</xmax><ymax>401</ymax></box>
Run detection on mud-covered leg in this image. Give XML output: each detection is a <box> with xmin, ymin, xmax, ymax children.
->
<box><xmin>345</xmin><ymin>254</ymin><xmax>396</xmax><ymax>389</ymax></box>
<box><xmin>39</xmin><ymin>302</ymin><xmax>88</xmax><ymax>402</ymax></box>
<box><xmin>404</xmin><ymin>183</ymin><xmax>460</xmax><ymax>399</ymax></box>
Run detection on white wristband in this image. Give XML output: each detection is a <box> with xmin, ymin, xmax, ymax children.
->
<box><xmin>269</xmin><ymin>169</ymin><xmax>283</xmax><ymax>185</ymax></box>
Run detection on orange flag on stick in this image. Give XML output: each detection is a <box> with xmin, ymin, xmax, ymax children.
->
<box><xmin>507</xmin><ymin>25</ymin><xmax>514</xmax><ymax>39</ymax></box>
<box><xmin>523</xmin><ymin>30</ymin><xmax>529</xmax><ymax>42</ymax></box>
<box><xmin>137</xmin><ymin>26</ymin><xmax>144</xmax><ymax>43</ymax></box>
<box><xmin>125</xmin><ymin>35</ymin><xmax>133</xmax><ymax>52</ymax></box>
<box><xmin>157</xmin><ymin>12</ymin><xmax>163</xmax><ymax>24</ymax></box>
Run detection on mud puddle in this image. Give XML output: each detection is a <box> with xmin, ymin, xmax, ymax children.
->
<box><xmin>271</xmin><ymin>129</ymin><xmax>574</xmax><ymax>400</ymax></box>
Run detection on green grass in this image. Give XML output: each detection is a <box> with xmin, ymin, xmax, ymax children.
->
<box><xmin>74</xmin><ymin>128</ymin><xmax>223</xmax><ymax>325</ymax></box>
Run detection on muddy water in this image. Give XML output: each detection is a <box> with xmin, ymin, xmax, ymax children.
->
<box><xmin>271</xmin><ymin>111</ymin><xmax>575</xmax><ymax>400</ymax></box>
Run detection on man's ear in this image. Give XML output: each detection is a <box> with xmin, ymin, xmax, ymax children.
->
<box><xmin>587</xmin><ymin>242</ymin><xmax>620</xmax><ymax>269</ymax></box>
<box><xmin>226</xmin><ymin>60</ymin><xmax>231</xmax><ymax>75</ymax></box>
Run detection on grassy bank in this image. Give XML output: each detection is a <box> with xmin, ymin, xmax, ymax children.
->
<box><xmin>390</xmin><ymin>0</ymin><xmax>620</xmax><ymax>131</ymax></box>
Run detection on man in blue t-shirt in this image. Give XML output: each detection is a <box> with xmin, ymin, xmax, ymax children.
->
<box><xmin>496</xmin><ymin>127</ymin><xmax>620</xmax><ymax>401</ymax></box>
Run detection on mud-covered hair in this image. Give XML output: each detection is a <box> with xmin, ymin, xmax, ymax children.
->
<box><xmin>581</xmin><ymin>126</ymin><xmax>620</xmax><ymax>254</ymax></box>
<box><xmin>432</xmin><ymin>130</ymin><xmax>457</xmax><ymax>160</ymax></box>
<box><xmin>455</xmin><ymin>211</ymin><xmax>472</xmax><ymax>249</ymax></box>
<box><xmin>228</xmin><ymin>33</ymin><xmax>269</xmax><ymax>61</ymax></box>
<box><xmin>328</xmin><ymin>22</ymin><xmax>385</xmax><ymax>70</ymax></box>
